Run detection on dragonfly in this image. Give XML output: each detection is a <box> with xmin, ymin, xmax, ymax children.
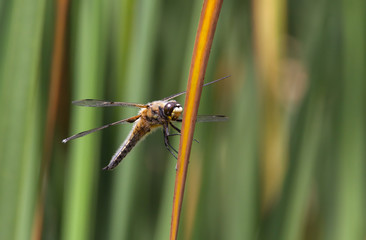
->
<box><xmin>62</xmin><ymin>76</ymin><xmax>229</xmax><ymax>170</ymax></box>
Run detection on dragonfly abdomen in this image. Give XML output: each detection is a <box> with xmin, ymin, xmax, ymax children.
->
<box><xmin>102</xmin><ymin>119</ymin><xmax>155</xmax><ymax>170</ymax></box>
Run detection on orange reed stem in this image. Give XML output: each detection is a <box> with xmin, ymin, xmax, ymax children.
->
<box><xmin>169</xmin><ymin>0</ymin><xmax>223</xmax><ymax>239</ymax></box>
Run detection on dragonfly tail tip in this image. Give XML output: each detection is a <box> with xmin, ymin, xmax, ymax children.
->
<box><xmin>102</xmin><ymin>165</ymin><xmax>112</xmax><ymax>171</ymax></box>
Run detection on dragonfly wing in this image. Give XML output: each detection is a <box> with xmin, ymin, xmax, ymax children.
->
<box><xmin>62</xmin><ymin>115</ymin><xmax>140</xmax><ymax>143</ymax></box>
<box><xmin>195</xmin><ymin>115</ymin><xmax>228</xmax><ymax>122</ymax></box>
<box><xmin>175</xmin><ymin>115</ymin><xmax>228</xmax><ymax>122</ymax></box>
<box><xmin>72</xmin><ymin>99</ymin><xmax>147</xmax><ymax>108</ymax></box>
<box><xmin>162</xmin><ymin>75</ymin><xmax>231</xmax><ymax>101</ymax></box>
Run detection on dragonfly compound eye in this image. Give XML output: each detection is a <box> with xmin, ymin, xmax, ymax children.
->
<box><xmin>164</xmin><ymin>101</ymin><xmax>182</xmax><ymax>120</ymax></box>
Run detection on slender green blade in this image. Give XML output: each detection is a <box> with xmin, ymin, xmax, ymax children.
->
<box><xmin>61</xmin><ymin>1</ymin><xmax>106</xmax><ymax>239</ymax></box>
<box><xmin>0</xmin><ymin>1</ymin><xmax>46</xmax><ymax>239</ymax></box>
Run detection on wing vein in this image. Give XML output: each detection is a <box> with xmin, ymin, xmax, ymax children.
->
<box><xmin>62</xmin><ymin>115</ymin><xmax>140</xmax><ymax>143</ymax></box>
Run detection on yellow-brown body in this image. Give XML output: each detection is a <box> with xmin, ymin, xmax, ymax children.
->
<box><xmin>103</xmin><ymin>100</ymin><xmax>182</xmax><ymax>170</ymax></box>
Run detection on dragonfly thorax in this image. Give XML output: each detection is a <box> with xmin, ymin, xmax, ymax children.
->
<box><xmin>141</xmin><ymin>100</ymin><xmax>182</xmax><ymax>125</ymax></box>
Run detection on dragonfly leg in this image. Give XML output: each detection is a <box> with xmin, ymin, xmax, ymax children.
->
<box><xmin>163</xmin><ymin>124</ymin><xmax>178</xmax><ymax>158</ymax></box>
<box><xmin>167</xmin><ymin>133</ymin><xmax>200</xmax><ymax>143</ymax></box>
<box><xmin>169</xmin><ymin>122</ymin><xmax>181</xmax><ymax>133</ymax></box>
<box><xmin>167</xmin><ymin>133</ymin><xmax>180</xmax><ymax>137</ymax></box>
<box><xmin>169</xmin><ymin>122</ymin><xmax>199</xmax><ymax>143</ymax></box>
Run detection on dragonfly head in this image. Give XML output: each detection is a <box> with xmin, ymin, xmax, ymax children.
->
<box><xmin>164</xmin><ymin>101</ymin><xmax>182</xmax><ymax>121</ymax></box>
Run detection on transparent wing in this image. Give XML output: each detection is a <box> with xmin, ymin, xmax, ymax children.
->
<box><xmin>62</xmin><ymin>115</ymin><xmax>140</xmax><ymax>143</ymax></box>
<box><xmin>195</xmin><ymin>115</ymin><xmax>228</xmax><ymax>122</ymax></box>
<box><xmin>162</xmin><ymin>75</ymin><xmax>231</xmax><ymax>101</ymax></box>
<box><xmin>175</xmin><ymin>115</ymin><xmax>228</xmax><ymax>123</ymax></box>
<box><xmin>72</xmin><ymin>99</ymin><xmax>147</xmax><ymax>108</ymax></box>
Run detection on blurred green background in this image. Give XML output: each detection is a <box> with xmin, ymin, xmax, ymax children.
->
<box><xmin>0</xmin><ymin>0</ymin><xmax>365</xmax><ymax>239</ymax></box>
